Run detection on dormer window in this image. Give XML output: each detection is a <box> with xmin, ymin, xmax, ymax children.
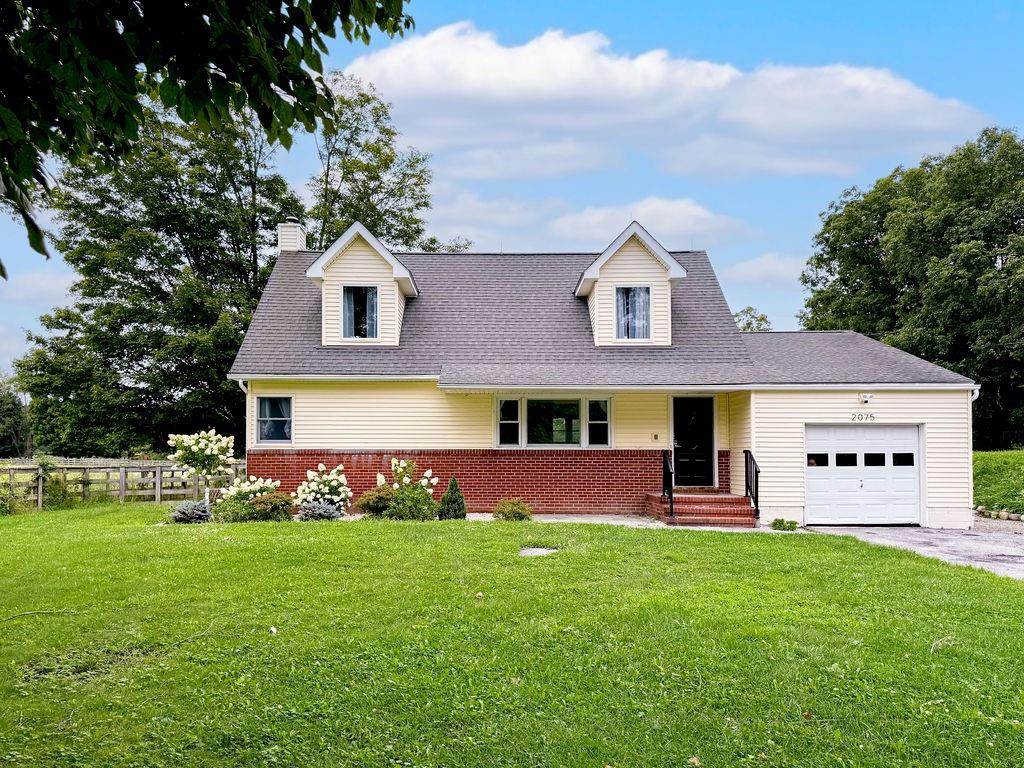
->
<box><xmin>615</xmin><ymin>286</ymin><xmax>651</xmax><ymax>340</ymax></box>
<box><xmin>343</xmin><ymin>286</ymin><xmax>378</xmax><ymax>339</ymax></box>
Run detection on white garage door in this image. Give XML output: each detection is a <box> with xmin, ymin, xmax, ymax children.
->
<box><xmin>805</xmin><ymin>425</ymin><xmax>921</xmax><ymax>525</ymax></box>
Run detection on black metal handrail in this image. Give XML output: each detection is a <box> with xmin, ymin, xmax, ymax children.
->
<box><xmin>661</xmin><ymin>449</ymin><xmax>674</xmax><ymax>517</ymax></box>
<box><xmin>743</xmin><ymin>449</ymin><xmax>760</xmax><ymax>517</ymax></box>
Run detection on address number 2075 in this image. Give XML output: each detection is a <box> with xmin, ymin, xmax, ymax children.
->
<box><xmin>851</xmin><ymin>413</ymin><xmax>876</xmax><ymax>422</ymax></box>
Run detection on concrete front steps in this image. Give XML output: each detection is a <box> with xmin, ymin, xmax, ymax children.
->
<box><xmin>643</xmin><ymin>490</ymin><xmax>757</xmax><ymax>528</ymax></box>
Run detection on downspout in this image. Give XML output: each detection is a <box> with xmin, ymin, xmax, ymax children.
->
<box><xmin>237</xmin><ymin>379</ymin><xmax>248</xmax><ymax>394</ymax></box>
<box><xmin>971</xmin><ymin>387</ymin><xmax>980</xmax><ymax>402</ymax></box>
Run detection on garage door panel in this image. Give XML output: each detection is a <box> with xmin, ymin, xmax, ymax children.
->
<box><xmin>805</xmin><ymin>425</ymin><xmax>920</xmax><ymax>525</ymax></box>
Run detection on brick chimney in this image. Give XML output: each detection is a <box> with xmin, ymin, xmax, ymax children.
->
<box><xmin>277</xmin><ymin>216</ymin><xmax>307</xmax><ymax>252</ymax></box>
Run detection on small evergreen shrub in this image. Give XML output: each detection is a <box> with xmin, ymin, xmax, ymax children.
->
<box><xmin>770</xmin><ymin>518</ymin><xmax>798</xmax><ymax>531</ymax></box>
<box><xmin>298</xmin><ymin>501</ymin><xmax>343</xmax><ymax>521</ymax></box>
<box><xmin>384</xmin><ymin>483</ymin><xmax>438</xmax><ymax>521</ymax></box>
<box><xmin>169</xmin><ymin>500</ymin><xmax>212</xmax><ymax>524</ymax></box>
<box><xmin>355</xmin><ymin>485</ymin><xmax>394</xmax><ymax>517</ymax></box>
<box><xmin>493</xmin><ymin>498</ymin><xmax>532</xmax><ymax>521</ymax></box>
<box><xmin>437</xmin><ymin>477</ymin><xmax>467</xmax><ymax>520</ymax></box>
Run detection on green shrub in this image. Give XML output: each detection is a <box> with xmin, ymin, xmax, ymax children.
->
<box><xmin>0</xmin><ymin>484</ymin><xmax>15</xmax><ymax>516</ymax></box>
<box><xmin>493</xmin><ymin>498</ymin><xmax>532</xmax><ymax>521</ymax></box>
<box><xmin>384</xmin><ymin>483</ymin><xmax>437</xmax><ymax>521</ymax></box>
<box><xmin>437</xmin><ymin>477</ymin><xmax>467</xmax><ymax>520</ymax></box>
<box><xmin>770</xmin><ymin>518</ymin><xmax>798</xmax><ymax>531</ymax></box>
<box><xmin>355</xmin><ymin>485</ymin><xmax>394</xmax><ymax>517</ymax></box>
<box><xmin>217</xmin><ymin>492</ymin><xmax>294</xmax><ymax>522</ymax></box>
<box><xmin>169</xmin><ymin>500</ymin><xmax>211</xmax><ymax>524</ymax></box>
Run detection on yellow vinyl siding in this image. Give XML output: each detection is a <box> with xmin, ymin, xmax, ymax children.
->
<box><xmin>727</xmin><ymin>391</ymin><xmax>752</xmax><ymax>492</ymax></box>
<box><xmin>750</xmin><ymin>389</ymin><xmax>973</xmax><ymax>527</ymax></box>
<box><xmin>613</xmin><ymin>393</ymin><xmax>669</xmax><ymax>448</ymax></box>
<box><xmin>591</xmin><ymin>235</ymin><xmax>672</xmax><ymax>346</ymax></box>
<box><xmin>320</xmin><ymin>235</ymin><xmax>402</xmax><ymax>346</ymax></box>
<box><xmin>249</xmin><ymin>380</ymin><xmax>492</xmax><ymax>449</ymax></box>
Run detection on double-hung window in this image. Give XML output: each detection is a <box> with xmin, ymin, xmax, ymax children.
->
<box><xmin>343</xmin><ymin>286</ymin><xmax>378</xmax><ymax>339</ymax></box>
<box><xmin>257</xmin><ymin>397</ymin><xmax>292</xmax><ymax>442</ymax></box>
<box><xmin>497</xmin><ymin>398</ymin><xmax>611</xmax><ymax>447</ymax></box>
<box><xmin>615</xmin><ymin>286</ymin><xmax>651</xmax><ymax>339</ymax></box>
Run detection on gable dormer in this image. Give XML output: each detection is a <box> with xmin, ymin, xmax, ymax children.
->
<box><xmin>303</xmin><ymin>222</ymin><xmax>418</xmax><ymax>346</ymax></box>
<box><xmin>574</xmin><ymin>221</ymin><xmax>685</xmax><ymax>346</ymax></box>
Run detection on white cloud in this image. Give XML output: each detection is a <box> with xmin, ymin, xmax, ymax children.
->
<box><xmin>548</xmin><ymin>196</ymin><xmax>742</xmax><ymax>248</ymax></box>
<box><xmin>0</xmin><ymin>270</ymin><xmax>75</xmax><ymax>309</ymax></box>
<box><xmin>347</xmin><ymin>22</ymin><xmax>985</xmax><ymax>179</ymax></box>
<box><xmin>724</xmin><ymin>252</ymin><xmax>807</xmax><ymax>286</ymax></box>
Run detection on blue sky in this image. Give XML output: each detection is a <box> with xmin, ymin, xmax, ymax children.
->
<box><xmin>2</xmin><ymin>0</ymin><xmax>1021</xmax><ymax>370</ymax></box>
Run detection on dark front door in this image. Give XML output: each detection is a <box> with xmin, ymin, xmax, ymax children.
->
<box><xmin>673</xmin><ymin>397</ymin><xmax>714</xmax><ymax>486</ymax></box>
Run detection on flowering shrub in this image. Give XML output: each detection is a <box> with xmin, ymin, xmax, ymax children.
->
<box><xmin>218</xmin><ymin>476</ymin><xmax>280</xmax><ymax>505</ymax></box>
<box><xmin>166</xmin><ymin>430</ymin><xmax>236</xmax><ymax>478</ymax></box>
<box><xmin>291</xmin><ymin>463</ymin><xmax>353</xmax><ymax>510</ymax></box>
<box><xmin>373</xmin><ymin>458</ymin><xmax>441</xmax><ymax>520</ymax></box>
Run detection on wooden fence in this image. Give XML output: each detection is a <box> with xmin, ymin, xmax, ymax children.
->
<box><xmin>1</xmin><ymin>463</ymin><xmax>247</xmax><ymax>509</ymax></box>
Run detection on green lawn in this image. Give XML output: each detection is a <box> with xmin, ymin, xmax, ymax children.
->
<box><xmin>974</xmin><ymin>450</ymin><xmax>1024</xmax><ymax>513</ymax></box>
<box><xmin>1</xmin><ymin>506</ymin><xmax>1023</xmax><ymax>766</ymax></box>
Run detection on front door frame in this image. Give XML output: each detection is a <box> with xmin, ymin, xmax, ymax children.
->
<box><xmin>669</xmin><ymin>395</ymin><xmax>718</xmax><ymax>487</ymax></box>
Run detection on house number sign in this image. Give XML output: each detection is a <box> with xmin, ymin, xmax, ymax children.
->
<box><xmin>851</xmin><ymin>412</ymin><xmax>877</xmax><ymax>422</ymax></box>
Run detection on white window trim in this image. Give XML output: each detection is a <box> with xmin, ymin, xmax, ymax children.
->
<box><xmin>612</xmin><ymin>284</ymin><xmax>653</xmax><ymax>343</ymax></box>
<box><xmin>340</xmin><ymin>284</ymin><xmax>381</xmax><ymax>342</ymax></box>
<box><xmin>255</xmin><ymin>395</ymin><xmax>294</xmax><ymax>446</ymax></box>
<box><xmin>492</xmin><ymin>395</ymin><xmax>614</xmax><ymax>449</ymax></box>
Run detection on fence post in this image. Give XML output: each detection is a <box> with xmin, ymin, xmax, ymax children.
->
<box><xmin>119</xmin><ymin>467</ymin><xmax>127</xmax><ymax>503</ymax></box>
<box><xmin>36</xmin><ymin>467</ymin><xmax>43</xmax><ymax>510</ymax></box>
<box><xmin>83</xmin><ymin>468</ymin><xmax>90</xmax><ymax>501</ymax></box>
<box><xmin>155</xmin><ymin>467</ymin><xmax>163</xmax><ymax>504</ymax></box>
<box><xmin>192</xmin><ymin>475</ymin><xmax>199</xmax><ymax>501</ymax></box>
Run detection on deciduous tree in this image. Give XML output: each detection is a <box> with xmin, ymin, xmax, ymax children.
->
<box><xmin>0</xmin><ymin>0</ymin><xmax>413</xmax><ymax>277</ymax></box>
<box><xmin>801</xmin><ymin>128</ymin><xmax>1024</xmax><ymax>448</ymax></box>
<box><xmin>733</xmin><ymin>306</ymin><xmax>772</xmax><ymax>332</ymax></box>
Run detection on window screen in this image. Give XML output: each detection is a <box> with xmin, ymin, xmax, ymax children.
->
<box><xmin>498</xmin><ymin>399</ymin><xmax>520</xmax><ymax>445</ymax></box>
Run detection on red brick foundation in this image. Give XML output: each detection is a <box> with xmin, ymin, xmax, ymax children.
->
<box><xmin>717</xmin><ymin>450</ymin><xmax>731</xmax><ymax>493</ymax></box>
<box><xmin>246</xmin><ymin>448</ymin><xmax>663</xmax><ymax>515</ymax></box>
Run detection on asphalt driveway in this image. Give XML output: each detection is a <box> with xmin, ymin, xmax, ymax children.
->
<box><xmin>809</xmin><ymin>523</ymin><xmax>1024</xmax><ymax>579</ymax></box>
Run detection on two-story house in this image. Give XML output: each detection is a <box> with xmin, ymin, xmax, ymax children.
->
<box><xmin>229</xmin><ymin>219</ymin><xmax>977</xmax><ymax>528</ymax></box>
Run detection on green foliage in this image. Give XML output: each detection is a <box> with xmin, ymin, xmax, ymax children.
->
<box><xmin>384</xmin><ymin>484</ymin><xmax>438</xmax><ymax>521</ymax></box>
<box><xmin>801</xmin><ymin>128</ymin><xmax>1024</xmax><ymax>448</ymax></box>
<box><xmin>973</xmin><ymin>450</ymin><xmax>1024</xmax><ymax>514</ymax></box>
<box><xmin>15</xmin><ymin>108</ymin><xmax>303</xmax><ymax>456</ymax></box>
<box><xmin>0</xmin><ymin>482</ymin><xmax>15</xmax><ymax>516</ymax></box>
<box><xmin>770</xmin><ymin>518</ymin><xmax>799</xmax><ymax>531</ymax></box>
<box><xmin>355</xmin><ymin>485</ymin><xmax>395</xmax><ymax>517</ymax></box>
<box><xmin>169</xmin><ymin>501</ymin><xmax>212</xmax><ymax>524</ymax></box>
<box><xmin>0</xmin><ymin>376</ymin><xmax>29</xmax><ymax>458</ymax></box>
<box><xmin>733</xmin><ymin>306</ymin><xmax>772</xmax><ymax>332</ymax></box>
<box><xmin>493</xmin><ymin>498</ymin><xmax>533</xmax><ymax>521</ymax></box>
<box><xmin>217</xmin><ymin>491</ymin><xmax>293</xmax><ymax>522</ymax></box>
<box><xmin>437</xmin><ymin>477</ymin><xmax>467</xmax><ymax>520</ymax></box>
<box><xmin>0</xmin><ymin>0</ymin><xmax>414</xmax><ymax>276</ymax></box>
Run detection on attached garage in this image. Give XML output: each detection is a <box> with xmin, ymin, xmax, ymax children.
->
<box><xmin>805</xmin><ymin>425</ymin><xmax>921</xmax><ymax>525</ymax></box>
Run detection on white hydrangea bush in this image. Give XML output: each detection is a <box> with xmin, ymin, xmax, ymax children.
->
<box><xmin>292</xmin><ymin>463</ymin><xmax>353</xmax><ymax>509</ymax></box>
<box><xmin>167</xmin><ymin>429</ymin><xmax>237</xmax><ymax>478</ymax></box>
<box><xmin>218</xmin><ymin>476</ymin><xmax>281</xmax><ymax>505</ymax></box>
<box><xmin>378</xmin><ymin>458</ymin><xmax>440</xmax><ymax>494</ymax></box>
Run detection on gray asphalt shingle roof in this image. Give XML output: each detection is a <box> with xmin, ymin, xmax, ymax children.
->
<box><xmin>229</xmin><ymin>249</ymin><xmax>973</xmax><ymax>388</ymax></box>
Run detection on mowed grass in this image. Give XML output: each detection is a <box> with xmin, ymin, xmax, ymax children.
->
<box><xmin>1</xmin><ymin>506</ymin><xmax>1023</xmax><ymax>767</ymax></box>
<box><xmin>974</xmin><ymin>450</ymin><xmax>1024</xmax><ymax>514</ymax></box>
